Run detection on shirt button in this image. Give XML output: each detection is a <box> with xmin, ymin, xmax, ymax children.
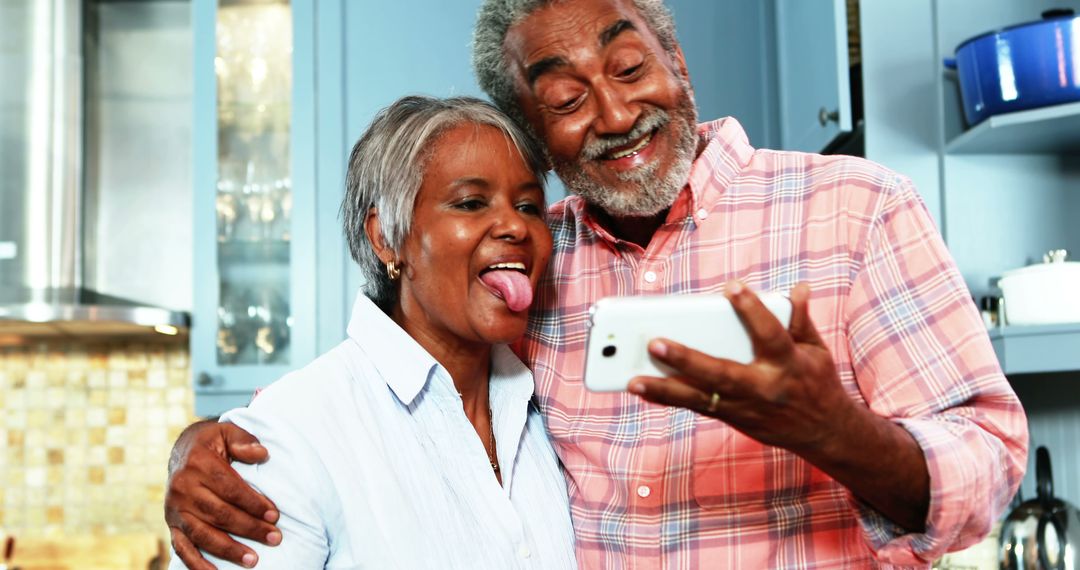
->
<box><xmin>637</xmin><ymin>485</ymin><xmax>652</xmax><ymax>498</ymax></box>
<box><xmin>519</xmin><ymin>546</ymin><xmax>531</xmax><ymax>559</ymax></box>
<box><xmin>696</xmin><ymin>208</ymin><xmax>709</xmax><ymax>220</ymax></box>
<box><xmin>643</xmin><ymin>271</ymin><xmax>657</xmax><ymax>283</ymax></box>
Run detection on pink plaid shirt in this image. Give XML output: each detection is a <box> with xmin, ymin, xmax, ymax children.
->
<box><xmin>517</xmin><ymin>118</ymin><xmax>1028</xmax><ymax>569</ymax></box>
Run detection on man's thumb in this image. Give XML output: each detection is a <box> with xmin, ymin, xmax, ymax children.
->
<box><xmin>221</xmin><ymin>423</ymin><xmax>269</xmax><ymax>464</ymax></box>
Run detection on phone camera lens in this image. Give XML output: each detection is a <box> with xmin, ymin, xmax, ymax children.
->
<box><xmin>602</xmin><ymin>345</ymin><xmax>617</xmax><ymax>357</ymax></box>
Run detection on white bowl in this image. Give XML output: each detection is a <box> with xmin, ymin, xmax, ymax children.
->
<box><xmin>999</xmin><ymin>261</ymin><xmax>1080</xmax><ymax>325</ymax></box>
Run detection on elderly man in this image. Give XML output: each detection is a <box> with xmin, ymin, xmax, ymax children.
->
<box><xmin>167</xmin><ymin>0</ymin><xmax>1027</xmax><ymax>568</ymax></box>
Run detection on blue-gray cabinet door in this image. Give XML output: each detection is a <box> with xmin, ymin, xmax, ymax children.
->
<box><xmin>774</xmin><ymin>0</ymin><xmax>852</xmax><ymax>152</ymax></box>
<box><xmin>191</xmin><ymin>0</ymin><xmax>318</xmax><ymax>416</ymax></box>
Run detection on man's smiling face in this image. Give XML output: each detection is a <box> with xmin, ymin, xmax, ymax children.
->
<box><xmin>504</xmin><ymin>0</ymin><xmax>700</xmax><ymax>218</ymax></box>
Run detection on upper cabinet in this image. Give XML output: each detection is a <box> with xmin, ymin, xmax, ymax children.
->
<box><xmin>773</xmin><ymin>0</ymin><xmax>854</xmax><ymax>153</ymax></box>
<box><xmin>860</xmin><ymin>0</ymin><xmax>1080</xmax><ymax>376</ymax></box>
<box><xmin>932</xmin><ymin>0</ymin><xmax>1080</xmax><ymax>299</ymax></box>
<box><xmin>938</xmin><ymin>2</ymin><xmax>1080</xmax><ymax>155</ymax></box>
<box><xmin>191</xmin><ymin>0</ymin><xmax>323</xmax><ymax>416</ymax></box>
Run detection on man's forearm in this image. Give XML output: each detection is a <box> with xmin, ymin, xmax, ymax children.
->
<box><xmin>796</xmin><ymin>402</ymin><xmax>930</xmax><ymax>533</ymax></box>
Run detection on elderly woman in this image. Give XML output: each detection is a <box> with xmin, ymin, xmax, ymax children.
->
<box><xmin>169</xmin><ymin>96</ymin><xmax>576</xmax><ymax>569</ymax></box>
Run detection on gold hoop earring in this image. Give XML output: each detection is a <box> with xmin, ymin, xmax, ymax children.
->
<box><xmin>386</xmin><ymin>260</ymin><xmax>401</xmax><ymax>281</ymax></box>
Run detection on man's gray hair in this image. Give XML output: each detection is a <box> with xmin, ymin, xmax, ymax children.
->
<box><xmin>341</xmin><ymin>95</ymin><xmax>548</xmax><ymax>312</ymax></box>
<box><xmin>473</xmin><ymin>0</ymin><xmax>679</xmax><ymax>128</ymax></box>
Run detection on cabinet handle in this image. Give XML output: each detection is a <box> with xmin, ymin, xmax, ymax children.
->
<box><xmin>818</xmin><ymin>107</ymin><xmax>840</xmax><ymax>126</ymax></box>
<box><xmin>196</xmin><ymin>372</ymin><xmax>218</xmax><ymax>387</ymax></box>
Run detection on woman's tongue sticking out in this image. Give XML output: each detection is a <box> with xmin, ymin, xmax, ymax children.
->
<box><xmin>481</xmin><ymin>269</ymin><xmax>534</xmax><ymax>312</ymax></box>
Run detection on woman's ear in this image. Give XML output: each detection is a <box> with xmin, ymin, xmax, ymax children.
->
<box><xmin>364</xmin><ymin>207</ymin><xmax>394</xmax><ymax>264</ymax></box>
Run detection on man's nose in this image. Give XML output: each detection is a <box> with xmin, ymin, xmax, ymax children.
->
<box><xmin>593</xmin><ymin>80</ymin><xmax>639</xmax><ymax>135</ymax></box>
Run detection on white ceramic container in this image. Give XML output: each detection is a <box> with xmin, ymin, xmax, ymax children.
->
<box><xmin>999</xmin><ymin>260</ymin><xmax>1080</xmax><ymax>325</ymax></box>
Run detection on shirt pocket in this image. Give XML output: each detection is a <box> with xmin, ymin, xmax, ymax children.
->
<box><xmin>691</xmin><ymin>417</ymin><xmax>836</xmax><ymax>513</ymax></box>
<box><xmin>691</xmin><ymin>418</ymin><xmax>769</xmax><ymax>510</ymax></box>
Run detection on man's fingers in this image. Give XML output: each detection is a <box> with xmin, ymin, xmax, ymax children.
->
<box><xmin>725</xmin><ymin>280</ymin><xmax>793</xmax><ymax>359</ymax></box>
<box><xmin>191</xmin><ymin>483</ymin><xmax>281</xmax><ymax>544</ymax></box>
<box><xmin>190</xmin><ymin>438</ymin><xmax>278</xmax><ymax>523</ymax></box>
<box><xmin>170</xmin><ymin>527</ymin><xmax>220</xmax><ymax>570</ymax></box>
<box><xmin>179</xmin><ymin>511</ymin><xmax>260</xmax><ymax>568</ymax></box>
<box><xmin>646</xmin><ymin>339</ymin><xmax>749</xmax><ymax>395</ymax></box>
<box><xmin>221</xmin><ymin>423</ymin><xmax>270</xmax><ymax>465</ymax></box>
<box><xmin>630</xmin><ymin>375</ymin><xmax>720</xmax><ymax>416</ymax></box>
<box><xmin>788</xmin><ymin>282</ymin><xmax>826</xmax><ymax>346</ymax></box>
<box><xmin>206</xmin><ymin>463</ymin><xmax>279</xmax><ymax>524</ymax></box>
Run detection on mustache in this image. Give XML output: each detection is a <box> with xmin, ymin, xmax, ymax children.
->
<box><xmin>579</xmin><ymin>108</ymin><xmax>670</xmax><ymax>161</ymax></box>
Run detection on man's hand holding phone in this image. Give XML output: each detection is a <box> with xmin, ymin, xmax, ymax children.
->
<box><xmin>623</xmin><ymin>281</ymin><xmax>856</xmax><ymax>455</ymax></box>
<box><xmin>620</xmin><ymin>281</ymin><xmax>932</xmax><ymax>532</ymax></box>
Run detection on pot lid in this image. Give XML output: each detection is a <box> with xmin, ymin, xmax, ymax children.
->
<box><xmin>954</xmin><ymin>8</ymin><xmax>1078</xmax><ymax>53</ymax></box>
<box><xmin>1000</xmin><ymin>260</ymin><xmax>1080</xmax><ymax>280</ymax></box>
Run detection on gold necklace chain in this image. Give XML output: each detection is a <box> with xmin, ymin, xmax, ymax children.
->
<box><xmin>487</xmin><ymin>404</ymin><xmax>499</xmax><ymax>474</ymax></box>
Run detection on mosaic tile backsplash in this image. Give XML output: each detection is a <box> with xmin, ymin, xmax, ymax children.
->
<box><xmin>0</xmin><ymin>341</ymin><xmax>195</xmax><ymax>539</ymax></box>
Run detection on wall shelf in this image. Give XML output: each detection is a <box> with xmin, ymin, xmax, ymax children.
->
<box><xmin>946</xmin><ymin>101</ymin><xmax>1080</xmax><ymax>155</ymax></box>
<box><xmin>990</xmin><ymin>323</ymin><xmax>1080</xmax><ymax>375</ymax></box>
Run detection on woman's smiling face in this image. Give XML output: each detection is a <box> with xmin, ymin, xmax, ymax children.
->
<box><xmin>391</xmin><ymin>123</ymin><xmax>552</xmax><ymax>349</ymax></box>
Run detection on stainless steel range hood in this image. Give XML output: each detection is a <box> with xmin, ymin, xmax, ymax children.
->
<box><xmin>0</xmin><ymin>0</ymin><xmax>190</xmax><ymax>338</ymax></box>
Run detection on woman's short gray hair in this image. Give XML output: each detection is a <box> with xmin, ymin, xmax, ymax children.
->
<box><xmin>341</xmin><ymin>95</ymin><xmax>549</xmax><ymax>312</ymax></box>
<box><xmin>473</xmin><ymin>0</ymin><xmax>678</xmax><ymax>129</ymax></box>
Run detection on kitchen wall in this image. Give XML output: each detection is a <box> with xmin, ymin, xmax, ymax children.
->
<box><xmin>0</xmin><ymin>339</ymin><xmax>194</xmax><ymax>541</ymax></box>
<box><xmin>860</xmin><ymin>0</ymin><xmax>942</xmax><ymax>224</ymax></box>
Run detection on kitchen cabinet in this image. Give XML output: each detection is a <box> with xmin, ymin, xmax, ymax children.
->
<box><xmin>773</xmin><ymin>0</ymin><xmax>854</xmax><ymax>153</ymax></box>
<box><xmin>191</xmin><ymin>0</ymin><xmax>323</xmax><ymax>416</ymax></box>
<box><xmin>862</xmin><ymin>0</ymin><xmax>1080</xmax><ymax>361</ymax></box>
<box><xmin>860</xmin><ymin>0</ymin><xmax>1080</xmax><ymax>507</ymax></box>
<box><xmin>935</xmin><ymin>0</ymin><xmax>1080</xmax><ymax>292</ymax></box>
<box><xmin>935</xmin><ymin>0</ymin><xmax>1080</xmax><ymax>380</ymax></box>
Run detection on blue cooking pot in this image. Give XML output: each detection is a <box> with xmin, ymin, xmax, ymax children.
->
<box><xmin>944</xmin><ymin>9</ymin><xmax>1080</xmax><ymax>127</ymax></box>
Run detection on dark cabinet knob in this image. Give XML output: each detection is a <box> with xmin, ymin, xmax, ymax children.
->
<box><xmin>818</xmin><ymin>106</ymin><xmax>840</xmax><ymax>126</ymax></box>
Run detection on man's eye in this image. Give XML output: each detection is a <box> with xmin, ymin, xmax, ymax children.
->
<box><xmin>617</xmin><ymin>63</ymin><xmax>642</xmax><ymax>78</ymax></box>
<box><xmin>553</xmin><ymin>94</ymin><xmax>583</xmax><ymax>112</ymax></box>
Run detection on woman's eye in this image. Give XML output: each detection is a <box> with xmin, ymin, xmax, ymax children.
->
<box><xmin>516</xmin><ymin>202</ymin><xmax>543</xmax><ymax>216</ymax></box>
<box><xmin>454</xmin><ymin>198</ymin><xmax>486</xmax><ymax>211</ymax></box>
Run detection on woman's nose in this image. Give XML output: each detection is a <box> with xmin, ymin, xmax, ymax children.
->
<box><xmin>492</xmin><ymin>204</ymin><xmax>529</xmax><ymax>242</ymax></box>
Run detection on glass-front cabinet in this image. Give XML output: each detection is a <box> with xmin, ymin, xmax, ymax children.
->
<box><xmin>192</xmin><ymin>0</ymin><xmax>318</xmax><ymax>416</ymax></box>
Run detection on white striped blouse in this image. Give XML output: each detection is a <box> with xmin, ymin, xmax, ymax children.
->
<box><xmin>182</xmin><ymin>293</ymin><xmax>577</xmax><ymax>569</ymax></box>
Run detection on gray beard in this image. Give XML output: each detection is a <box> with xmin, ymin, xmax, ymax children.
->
<box><xmin>552</xmin><ymin>94</ymin><xmax>699</xmax><ymax>218</ymax></box>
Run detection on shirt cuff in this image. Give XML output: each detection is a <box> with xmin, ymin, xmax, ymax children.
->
<box><xmin>852</xmin><ymin>416</ymin><xmax>1015</xmax><ymax>566</ymax></box>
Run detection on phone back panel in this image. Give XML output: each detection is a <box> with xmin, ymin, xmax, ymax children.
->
<box><xmin>583</xmin><ymin>293</ymin><xmax>792</xmax><ymax>392</ymax></box>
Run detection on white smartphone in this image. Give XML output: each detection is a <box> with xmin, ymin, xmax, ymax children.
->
<box><xmin>583</xmin><ymin>292</ymin><xmax>792</xmax><ymax>392</ymax></box>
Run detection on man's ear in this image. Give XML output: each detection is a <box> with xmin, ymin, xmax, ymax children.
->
<box><xmin>672</xmin><ymin>44</ymin><xmax>690</xmax><ymax>83</ymax></box>
<box><xmin>363</xmin><ymin>207</ymin><xmax>394</xmax><ymax>264</ymax></box>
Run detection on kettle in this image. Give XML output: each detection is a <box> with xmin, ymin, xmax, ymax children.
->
<box><xmin>1000</xmin><ymin>446</ymin><xmax>1080</xmax><ymax>569</ymax></box>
